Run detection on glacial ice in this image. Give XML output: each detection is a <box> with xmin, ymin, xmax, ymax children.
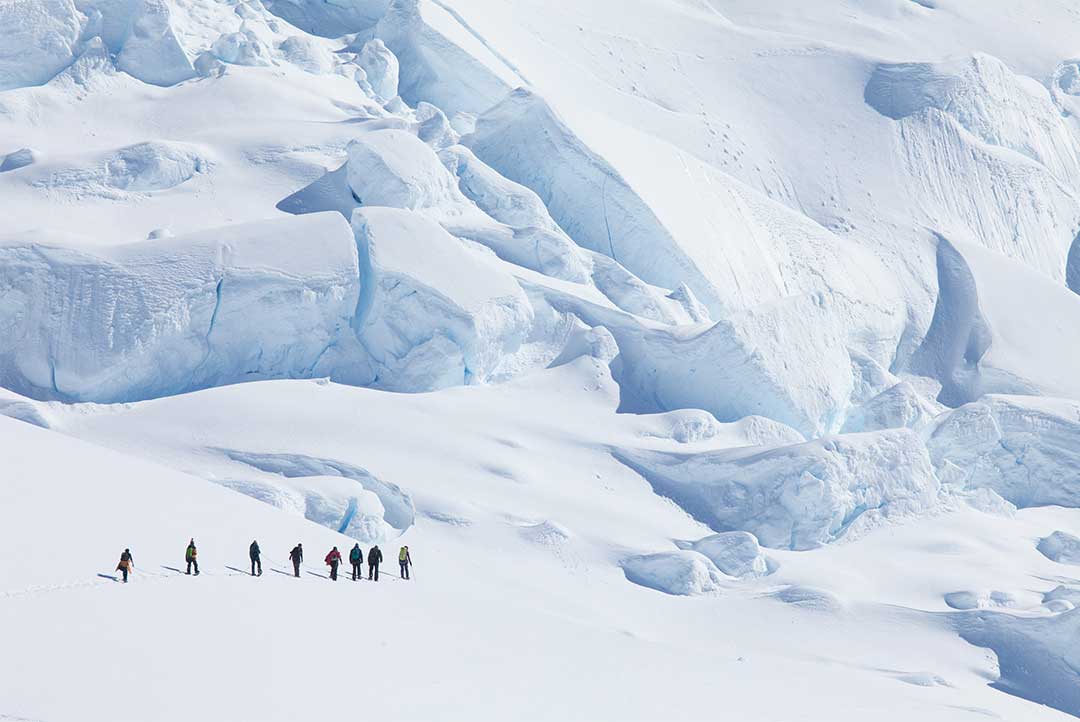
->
<box><xmin>621</xmin><ymin>550</ymin><xmax>726</xmax><ymax>596</ymax></box>
<box><xmin>346</xmin><ymin>128</ymin><xmax>470</xmax><ymax>213</ymax></box>
<box><xmin>0</xmin><ymin>213</ymin><xmax>358</xmax><ymax>402</ymax></box>
<box><xmin>1</xmin><ymin>148</ymin><xmax>39</xmax><ymax>172</ymax></box>
<box><xmin>616</xmin><ymin>429</ymin><xmax>941</xmax><ymax>550</ymax></box>
<box><xmin>357</xmin><ymin>38</ymin><xmax>399</xmax><ymax>104</ymax></box>
<box><xmin>350</xmin><ymin>206</ymin><xmax>534</xmax><ymax>391</ymax></box>
<box><xmin>689</xmin><ymin>532</ymin><xmax>770</xmax><ymax>578</ymax></box>
<box><xmin>0</xmin><ymin>0</ymin><xmax>82</xmax><ymax>91</ymax></box>
<box><xmin>1037</xmin><ymin>531</ymin><xmax>1080</xmax><ymax>564</ymax></box>
<box><xmin>926</xmin><ymin>395</ymin><xmax>1080</xmax><ymax>508</ymax></box>
<box><xmin>31</xmin><ymin>141</ymin><xmax>209</xmax><ymax>194</ymax></box>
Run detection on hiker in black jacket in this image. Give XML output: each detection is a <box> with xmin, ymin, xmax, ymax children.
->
<box><xmin>367</xmin><ymin>545</ymin><xmax>383</xmax><ymax>581</ymax></box>
<box><xmin>249</xmin><ymin>540</ymin><xmax>262</xmax><ymax>576</ymax></box>
<box><xmin>289</xmin><ymin>543</ymin><xmax>303</xmax><ymax>577</ymax></box>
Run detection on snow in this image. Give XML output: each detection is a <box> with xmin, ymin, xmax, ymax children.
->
<box><xmin>5</xmin><ymin>0</ymin><xmax>1080</xmax><ymax>719</ymax></box>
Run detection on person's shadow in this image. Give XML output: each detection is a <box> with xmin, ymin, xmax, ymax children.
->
<box><xmin>97</xmin><ymin>573</ymin><xmax>118</xmax><ymax>582</ymax></box>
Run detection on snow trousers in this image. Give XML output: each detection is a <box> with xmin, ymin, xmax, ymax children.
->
<box><xmin>186</xmin><ymin>559</ymin><xmax>199</xmax><ymax>575</ymax></box>
<box><xmin>400</xmin><ymin>562</ymin><xmax>410</xmax><ymax>580</ymax></box>
<box><xmin>368</xmin><ymin>562</ymin><xmax>379</xmax><ymax>581</ymax></box>
<box><xmin>292</xmin><ymin>560</ymin><xmax>301</xmax><ymax>577</ymax></box>
<box><xmin>351</xmin><ymin>562</ymin><xmax>362</xmax><ymax>581</ymax></box>
<box><xmin>329</xmin><ymin>561</ymin><xmax>339</xmax><ymax>581</ymax></box>
<box><xmin>251</xmin><ymin>558</ymin><xmax>261</xmax><ymax>576</ymax></box>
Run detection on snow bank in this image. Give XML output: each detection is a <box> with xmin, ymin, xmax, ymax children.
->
<box><xmin>926</xmin><ymin>395</ymin><xmax>1080</xmax><ymax>508</ymax></box>
<box><xmin>637</xmin><ymin>410</ymin><xmax>803</xmax><ymax>447</ymax></box>
<box><xmin>210</xmin><ymin>30</ymin><xmax>271</xmax><ymax>66</ymax></box>
<box><xmin>943</xmin><ymin>590</ymin><xmax>1018</xmax><ymax>611</ymax></box>
<box><xmin>263</xmin><ymin>0</ymin><xmax>388</xmax><ymax>37</ymax></box>
<box><xmin>616</xmin><ymin>429</ymin><xmax>941</xmax><ymax>550</ymax></box>
<box><xmin>346</xmin><ymin>129</ymin><xmax>469</xmax><ymax>212</ymax></box>
<box><xmin>621</xmin><ymin>550</ymin><xmax>726</xmax><ymax>596</ymax></box>
<box><xmin>277</xmin><ymin>35</ymin><xmax>334</xmax><ymax>74</ymax></box>
<box><xmin>690</xmin><ymin>532</ymin><xmax>770</xmax><ymax>578</ymax></box>
<box><xmin>911</xmin><ymin>237</ymin><xmax>1080</xmax><ymax>405</ymax></box>
<box><xmin>439</xmin><ymin>144</ymin><xmax>561</xmax><ymax>233</ymax></box>
<box><xmin>465</xmin><ymin>88</ymin><xmax>726</xmax><ymax>312</ymax></box>
<box><xmin>842</xmin><ymin>380</ymin><xmax>944</xmax><ymax>433</ymax></box>
<box><xmin>0</xmin><ymin>213</ymin><xmax>358</xmax><ymax>402</ymax></box>
<box><xmin>351</xmin><ymin>206</ymin><xmax>534</xmax><ymax>391</ymax></box>
<box><xmin>956</xmin><ymin>609</ymin><xmax>1080</xmax><ymax>718</ymax></box>
<box><xmin>357</xmin><ymin>38</ymin><xmax>399</xmax><ymax>103</ymax></box>
<box><xmin>1037</xmin><ymin>531</ymin><xmax>1080</xmax><ymax>564</ymax></box>
<box><xmin>604</xmin><ymin>295</ymin><xmax>860</xmax><ymax>436</ymax></box>
<box><xmin>32</xmin><ymin>141</ymin><xmax>208</xmax><ymax>194</ymax></box>
<box><xmin>113</xmin><ymin>0</ymin><xmax>197</xmax><ymax>85</ymax></box>
<box><xmin>867</xmin><ymin>55</ymin><xmax>1080</xmax><ymax>282</ymax></box>
<box><xmin>218</xmin><ymin>447</ymin><xmax>413</xmax><ymax>540</ymax></box>
<box><xmin>374</xmin><ymin>0</ymin><xmax>512</xmax><ymax>115</ymax></box>
<box><xmin>1</xmin><ymin>147</ymin><xmax>39</xmax><ymax>172</ymax></box>
<box><xmin>0</xmin><ymin>0</ymin><xmax>82</xmax><ymax>90</ymax></box>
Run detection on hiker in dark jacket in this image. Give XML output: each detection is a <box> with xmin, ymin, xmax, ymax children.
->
<box><xmin>289</xmin><ymin>543</ymin><xmax>303</xmax><ymax>577</ymax></box>
<box><xmin>325</xmin><ymin>547</ymin><xmax>342</xmax><ymax>581</ymax></box>
<box><xmin>367</xmin><ymin>545</ymin><xmax>383</xmax><ymax>581</ymax></box>
<box><xmin>398</xmin><ymin>545</ymin><xmax>412</xmax><ymax>580</ymax></box>
<box><xmin>249</xmin><ymin>540</ymin><xmax>262</xmax><ymax>576</ymax></box>
<box><xmin>349</xmin><ymin>543</ymin><xmax>363</xmax><ymax>581</ymax></box>
<box><xmin>185</xmin><ymin>539</ymin><xmax>199</xmax><ymax>575</ymax></box>
<box><xmin>117</xmin><ymin>549</ymin><xmax>134</xmax><ymax>583</ymax></box>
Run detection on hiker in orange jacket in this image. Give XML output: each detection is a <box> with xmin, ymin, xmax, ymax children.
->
<box><xmin>116</xmin><ymin>549</ymin><xmax>134</xmax><ymax>583</ymax></box>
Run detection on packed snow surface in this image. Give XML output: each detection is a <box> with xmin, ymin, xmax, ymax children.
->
<box><xmin>5</xmin><ymin>0</ymin><xmax>1080</xmax><ymax>720</ymax></box>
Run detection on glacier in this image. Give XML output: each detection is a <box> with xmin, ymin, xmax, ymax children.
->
<box><xmin>5</xmin><ymin>0</ymin><xmax>1080</xmax><ymax>720</ymax></box>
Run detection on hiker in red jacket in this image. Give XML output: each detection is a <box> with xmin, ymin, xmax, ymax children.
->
<box><xmin>325</xmin><ymin>546</ymin><xmax>343</xmax><ymax>581</ymax></box>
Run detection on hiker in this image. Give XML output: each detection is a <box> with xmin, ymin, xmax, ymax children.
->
<box><xmin>399</xmin><ymin>545</ymin><xmax>412</xmax><ymax>580</ymax></box>
<box><xmin>116</xmin><ymin>548</ymin><xmax>134</xmax><ymax>583</ymax></box>
<box><xmin>289</xmin><ymin>543</ymin><xmax>303</xmax><ymax>577</ymax></box>
<box><xmin>349</xmin><ymin>543</ymin><xmax>363</xmax><ymax>581</ymax></box>
<box><xmin>325</xmin><ymin>546</ymin><xmax>342</xmax><ymax>581</ymax></box>
<box><xmin>249</xmin><ymin>540</ymin><xmax>262</xmax><ymax>576</ymax></box>
<box><xmin>185</xmin><ymin>539</ymin><xmax>199</xmax><ymax>575</ymax></box>
<box><xmin>367</xmin><ymin>544</ymin><xmax>383</xmax><ymax>581</ymax></box>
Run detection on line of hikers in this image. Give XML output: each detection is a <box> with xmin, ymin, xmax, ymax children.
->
<box><xmin>115</xmin><ymin>539</ymin><xmax>413</xmax><ymax>583</ymax></box>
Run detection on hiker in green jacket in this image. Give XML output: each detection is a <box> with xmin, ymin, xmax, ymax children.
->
<box><xmin>185</xmin><ymin>539</ymin><xmax>199</xmax><ymax>575</ymax></box>
<box><xmin>349</xmin><ymin>543</ymin><xmax>363</xmax><ymax>581</ymax></box>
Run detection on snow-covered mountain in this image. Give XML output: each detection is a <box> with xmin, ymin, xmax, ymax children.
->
<box><xmin>4</xmin><ymin>1</ymin><xmax>1080</xmax><ymax>720</ymax></box>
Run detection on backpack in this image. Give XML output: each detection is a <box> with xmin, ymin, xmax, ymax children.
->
<box><xmin>399</xmin><ymin>547</ymin><xmax>408</xmax><ymax>562</ymax></box>
<box><xmin>350</xmin><ymin>547</ymin><xmax>362</xmax><ymax>563</ymax></box>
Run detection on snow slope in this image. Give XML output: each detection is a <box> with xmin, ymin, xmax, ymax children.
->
<box><xmin>5</xmin><ymin>0</ymin><xmax>1080</xmax><ymax>719</ymax></box>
